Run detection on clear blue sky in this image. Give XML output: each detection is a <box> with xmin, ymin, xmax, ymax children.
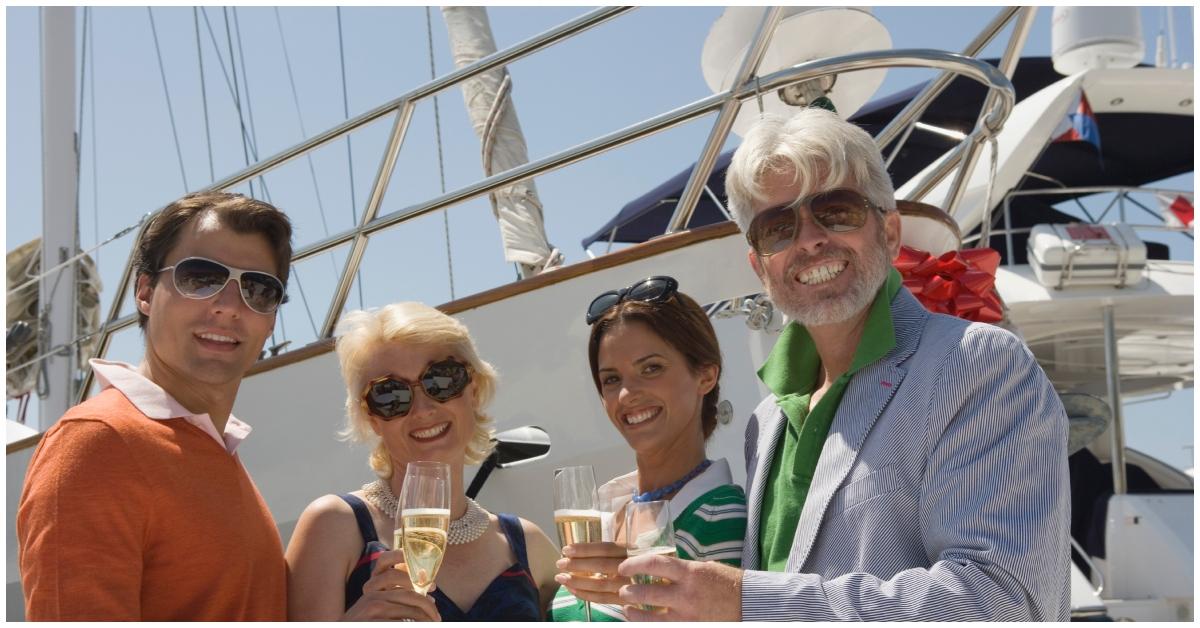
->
<box><xmin>5</xmin><ymin>6</ymin><xmax>1194</xmax><ymax>469</ymax></box>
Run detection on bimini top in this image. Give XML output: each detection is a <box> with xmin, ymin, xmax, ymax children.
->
<box><xmin>582</xmin><ymin>57</ymin><xmax>1193</xmax><ymax>251</ymax></box>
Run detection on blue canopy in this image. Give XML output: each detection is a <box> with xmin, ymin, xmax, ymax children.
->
<box><xmin>581</xmin><ymin>58</ymin><xmax>1191</xmax><ymax>252</ymax></box>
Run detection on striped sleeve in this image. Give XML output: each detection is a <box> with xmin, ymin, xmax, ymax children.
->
<box><xmin>673</xmin><ymin>484</ymin><xmax>747</xmax><ymax>567</ymax></box>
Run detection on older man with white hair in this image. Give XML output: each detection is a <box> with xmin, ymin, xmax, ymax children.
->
<box><xmin>614</xmin><ymin>108</ymin><xmax>1071</xmax><ymax>621</ymax></box>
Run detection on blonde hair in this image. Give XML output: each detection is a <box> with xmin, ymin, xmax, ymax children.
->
<box><xmin>725</xmin><ymin>108</ymin><xmax>896</xmax><ymax>232</ymax></box>
<box><xmin>335</xmin><ymin>302</ymin><xmax>497</xmax><ymax>478</ymax></box>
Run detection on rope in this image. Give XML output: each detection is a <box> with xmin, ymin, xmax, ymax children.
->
<box><xmin>426</xmin><ymin>6</ymin><xmax>455</xmax><ymax>300</ymax></box>
<box><xmin>480</xmin><ymin>74</ymin><xmax>510</xmax><ymax>223</ymax></box>
<box><xmin>194</xmin><ymin>7</ymin><xmax>215</xmax><ymax>183</ymax></box>
<box><xmin>336</xmin><ymin>7</ymin><xmax>364</xmax><ymax>308</ymax></box>
<box><xmin>7</xmin><ymin>212</ymin><xmax>152</xmax><ymax>299</ymax></box>
<box><xmin>146</xmin><ymin>7</ymin><xmax>189</xmax><ymax>192</ymax></box>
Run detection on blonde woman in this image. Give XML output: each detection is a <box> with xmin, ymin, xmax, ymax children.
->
<box><xmin>285</xmin><ymin>302</ymin><xmax>560</xmax><ymax>621</ymax></box>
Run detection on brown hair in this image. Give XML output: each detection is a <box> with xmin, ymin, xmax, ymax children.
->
<box><xmin>587</xmin><ymin>289</ymin><xmax>723</xmax><ymax>440</ymax></box>
<box><xmin>133</xmin><ymin>191</ymin><xmax>293</xmax><ymax>329</ymax></box>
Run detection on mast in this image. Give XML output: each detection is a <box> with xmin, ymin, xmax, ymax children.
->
<box><xmin>38</xmin><ymin>7</ymin><xmax>79</xmax><ymax>430</ymax></box>
<box><xmin>442</xmin><ymin>6</ymin><xmax>562</xmax><ymax>278</ymax></box>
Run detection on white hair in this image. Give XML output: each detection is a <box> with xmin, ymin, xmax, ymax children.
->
<box><xmin>724</xmin><ymin>108</ymin><xmax>896</xmax><ymax>232</ymax></box>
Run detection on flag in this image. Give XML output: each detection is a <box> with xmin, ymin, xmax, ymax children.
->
<box><xmin>1053</xmin><ymin>91</ymin><xmax>1101</xmax><ymax>153</ymax></box>
<box><xmin>1156</xmin><ymin>192</ymin><xmax>1194</xmax><ymax>228</ymax></box>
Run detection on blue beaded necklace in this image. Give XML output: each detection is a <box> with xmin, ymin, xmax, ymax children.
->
<box><xmin>632</xmin><ymin>459</ymin><xmax>712</xmax><ymax>503</ymax></box>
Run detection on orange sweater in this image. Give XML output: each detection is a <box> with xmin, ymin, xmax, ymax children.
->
<box><xmin>17</xmin><ymin>388</ymin><xmax>287</xmax><ymax>621</ymax></box>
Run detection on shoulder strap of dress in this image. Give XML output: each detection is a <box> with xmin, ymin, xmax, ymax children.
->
<box><xmin>338</xmin><ymin>493</ymin><xmax>380</xmax><ymax>544</ymax></box>
<box><xmin>495</xmin><ymin>512</ymin><xmax>529</xmax><ymax>570</ymax></box>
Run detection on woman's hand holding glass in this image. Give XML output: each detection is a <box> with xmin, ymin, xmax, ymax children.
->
<box><xmin>555</xmin><ymin>541</ymin><xmax>629</xmax><ymax>605</ymax></box>
<box><xmin>396</xmin><ymin>462</ymin><xmax>451</xmax><ymax>597</ymax></box>
<box><xmin>553</xmin><ymin>465</ymin><xmax>607</xmax><ymax>620</ymax></box>
<box><xmin>342</xmin><ymin>549</ymin><xmax>442</xmax><ymax>622</ymax></box>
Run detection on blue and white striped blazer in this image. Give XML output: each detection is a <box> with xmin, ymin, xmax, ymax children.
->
<box><xmin>740</xmin><ymin>288</ymin><xmax>1070</xmax><ymax>621</ymax></box>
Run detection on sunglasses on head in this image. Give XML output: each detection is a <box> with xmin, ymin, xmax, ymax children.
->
<box><xmin>158</xmin><ymin>256</ymin><xmax>287</xmax><ymax>315</ymax></box>
<box><xmin>746</xmin><ymin>188</ymin><xmax>883</xmax><ymax>258</ymax></box>
<box><xmin>586</xmin><ymin>276</ymin><xmax>678</xmax><ymax>325</ymax></box>
<box><xmin>361</xmin><ymin>358</ymin><xmax>472</xmax><ymax>420</ymax></box>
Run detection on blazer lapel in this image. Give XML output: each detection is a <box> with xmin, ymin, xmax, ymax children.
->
<box><xmin>783</xmin><ymin>289</ymin><xmax>928</xmax><ymax>573</ymax></box>
<box><xmin>742</xmin><ymin>404</ymin><xmax>787</xmax><ymax>571</ymax></box>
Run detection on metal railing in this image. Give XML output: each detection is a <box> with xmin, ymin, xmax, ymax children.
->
<box><xmin>968</xmin><ymin>186</ymin><xmax>1195</xmax><ymax>264</ymax></box>
<box><xmin>75</xmin><ymin>6</ymin><xmax>1019</xmax><ymax>405</ymax></box>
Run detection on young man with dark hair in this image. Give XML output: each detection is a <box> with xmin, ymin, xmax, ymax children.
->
<box><xmin>18</xmin><ymin>192</ymin><xmax>294</xmax><ymax>620</ymax></box>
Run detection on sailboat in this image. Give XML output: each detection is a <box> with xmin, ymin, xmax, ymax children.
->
<box><xmin>6</xmin><ymin>6</ymin><xmax>1193</xmax><ymax>621</ymax></box>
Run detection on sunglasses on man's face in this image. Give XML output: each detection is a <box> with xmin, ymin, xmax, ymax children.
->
<box><xmin>746</xmin><ymin>188</ymin><xmax>883</xmax><ymax>258</ymax></box>
<box><xmin>586</xmin><ymin>276</ymin><xmax>678</xmax><ymax>325</ymax></box>
<box><xmin>361</xmin><ymin>358</ymin><xmax>472</xmax><ymax>420</ymax></box>
<box><xmin>157</xmin><ymin>256</ymin><xmax>287</xmax><ymax>315</ymax></box>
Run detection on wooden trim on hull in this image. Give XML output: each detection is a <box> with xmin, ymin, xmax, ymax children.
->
<box><xmin>247</xmin><ymin>221</ymin><xmax>743</xmax><ymax>376</ymax></box>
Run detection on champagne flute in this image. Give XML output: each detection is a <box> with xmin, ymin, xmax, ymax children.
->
<box><xmin>553</xmin><ymin>465</ymin><xmax>602</xmax><ymax>621</ymax></box>
<box><xmin>624</xmin><ymin>500</ymin><xmax>676</xmax><ymax>613</ymax></box>
<box><xmin>395</xmin><ymin>461</ymin><xmax>451</xmax><ymax>596</ymax></box>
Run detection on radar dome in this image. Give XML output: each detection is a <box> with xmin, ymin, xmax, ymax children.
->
<box><xmin>1052</xmin><ymin>6</ymin><xmax>1144</xmax><ymax>75</ymax></box>
<box><xmin>701</xmin><ymin>7</ymin><xmax>891</xmax><ymax>136</ymax></box>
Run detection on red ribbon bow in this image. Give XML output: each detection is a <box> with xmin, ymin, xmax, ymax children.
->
<box><xmin>893</xmin><ymin>246</ymin><xmax>1003</xmax><ymax>323</ymax></box>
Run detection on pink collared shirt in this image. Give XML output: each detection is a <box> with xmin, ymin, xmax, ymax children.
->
<box><xmin>88</xmin><ymin>358</ymin><xmax>251</xmax><ymax>454</ymax></box>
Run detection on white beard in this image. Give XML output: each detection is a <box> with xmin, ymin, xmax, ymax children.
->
<box><xmin>763</xmin><ymin>222</ymin><xmax>892</xmax><ymax>327</ymax></box>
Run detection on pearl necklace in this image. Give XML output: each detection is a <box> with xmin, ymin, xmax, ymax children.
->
<box><xmin>632</xmin><ymin>459</ymin><xmax>713</xmax><ymax>503</ymax></box>
<box><xmin>361</xmin><ymin>479</ymin><xmax>491</xmax><ymax>545</ymax></box>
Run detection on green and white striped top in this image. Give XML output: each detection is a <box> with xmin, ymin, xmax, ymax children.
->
<box><xmin>550</xmin><ymin>459</ymin><xmax>747</xmax><ymax>622</ymax></box>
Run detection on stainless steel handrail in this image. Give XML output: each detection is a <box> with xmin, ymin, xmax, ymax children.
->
<box><xmin>997</xmin><ymin>186</ymin><xmax>1193</xmax><ymax>263</ymax></box>
<box><xmin>666</xmin><ymin>7</ymin><xmax>783</xmax><ymax>233</ymax></box>
<box><xmin>79</xmin><ymin>37</ymin><xmax>1016</xmax><ymax>404</ymax></box>
<box><xmin>1070</xmin><ymin>536</ymin><xmax>1106</xmax><ymax>596</ymax></box>
<box><xmin>940</xmin><ymin>7</ymin><xmax>1036</xmax><ymax>216</ymax></box>
<box><xmin>876</xmin><ymin>7</ymin><xmax>1021</xmax><ymax>151</ymax></box>
<box><xmin>80</xmin><ymin>6</ymin><xmax>633</xmax><ymax>403</ymax></box>
<box><xmin>92</xmin><ymin>7</ymin><xmax>632</xmax><ymax>337</ymax></box>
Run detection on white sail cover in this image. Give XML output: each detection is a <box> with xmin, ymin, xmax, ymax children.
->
<box><xmin>442</xmin><ymin>7</ymin><xmax>563</xmax><ymax>275</ymax></box>
<box><xmin>6</xmin><ymin>238</ymin><xmax>102</xmax><ymax>399</ymax></box>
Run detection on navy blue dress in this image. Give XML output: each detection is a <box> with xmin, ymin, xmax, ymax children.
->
<box><xmin>340</xmin><ymin>494</ymin><xmax>542</xmax><ymax>621</ymax></box>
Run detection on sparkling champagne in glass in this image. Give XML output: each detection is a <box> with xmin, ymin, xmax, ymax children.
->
<box><xmin>395</xmin><ymin>461</ymin><xmax>451</xmax><ymax>596</ymax></box>
<box><xmin>625</xmin><ymin>500</ymin><xmax>676</xmax><ymax>613</ymax></box>
<box><xmin>553</xmin><ymin>465</ymin><xmax>602</xmax><ymax>621</ymax></box>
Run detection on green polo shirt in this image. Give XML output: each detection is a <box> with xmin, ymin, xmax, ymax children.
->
<box><xmin>757</xmin><ymin>268</ymin><xmax>902</xmax><ymax>571</ymax></box>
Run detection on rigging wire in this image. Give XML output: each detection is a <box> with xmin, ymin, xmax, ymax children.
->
<box><xmin>198</xmin><ymin>7</ymin><xmax>259</xmax><ymax>158</ymax></box>
<box><xmin>222</xmin><ymin>7</ymin><xmax>254</xmax><ymax>198</ymax></box>
<box><xmin>231</xmin><ymin>7</ymin><xmax>272</xmax><ymax>203</ymax></box>
<box><xmin>425</xmin><ymin>6</ymin><xmax>455</xmax><ymax>300</ymax></box>
<box><xmin>273</xmin><ymin>6</ymin><xmax>342</xmax><ymax>308</ymax></box>
<box><xmin>289</xmin><ymin>265</ymin><xmax>321</xmax><ymax>339</ymax></box>
<box><xmin>146</xmin><ymin>7</ymin><xmax>190</xmax><ymax>192</ymax></box>
<box><xmin>193</xmin><ymin>7</ymin><xmax>215</xmax><ymax>183</ymax></box>
<box><xmin>335</xmin><ymin>7</ymin><xmax>364</xmax><ymax>309</ymax></box>
<box><xmin>89</xmin><ymin>10</ymin><xmax>99</xmax><ymax>268</ymax></box>
<box><xmin>7</xmin><ymin>213</ymin><xmax>153</xmax><ymax>299</ymax></box>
